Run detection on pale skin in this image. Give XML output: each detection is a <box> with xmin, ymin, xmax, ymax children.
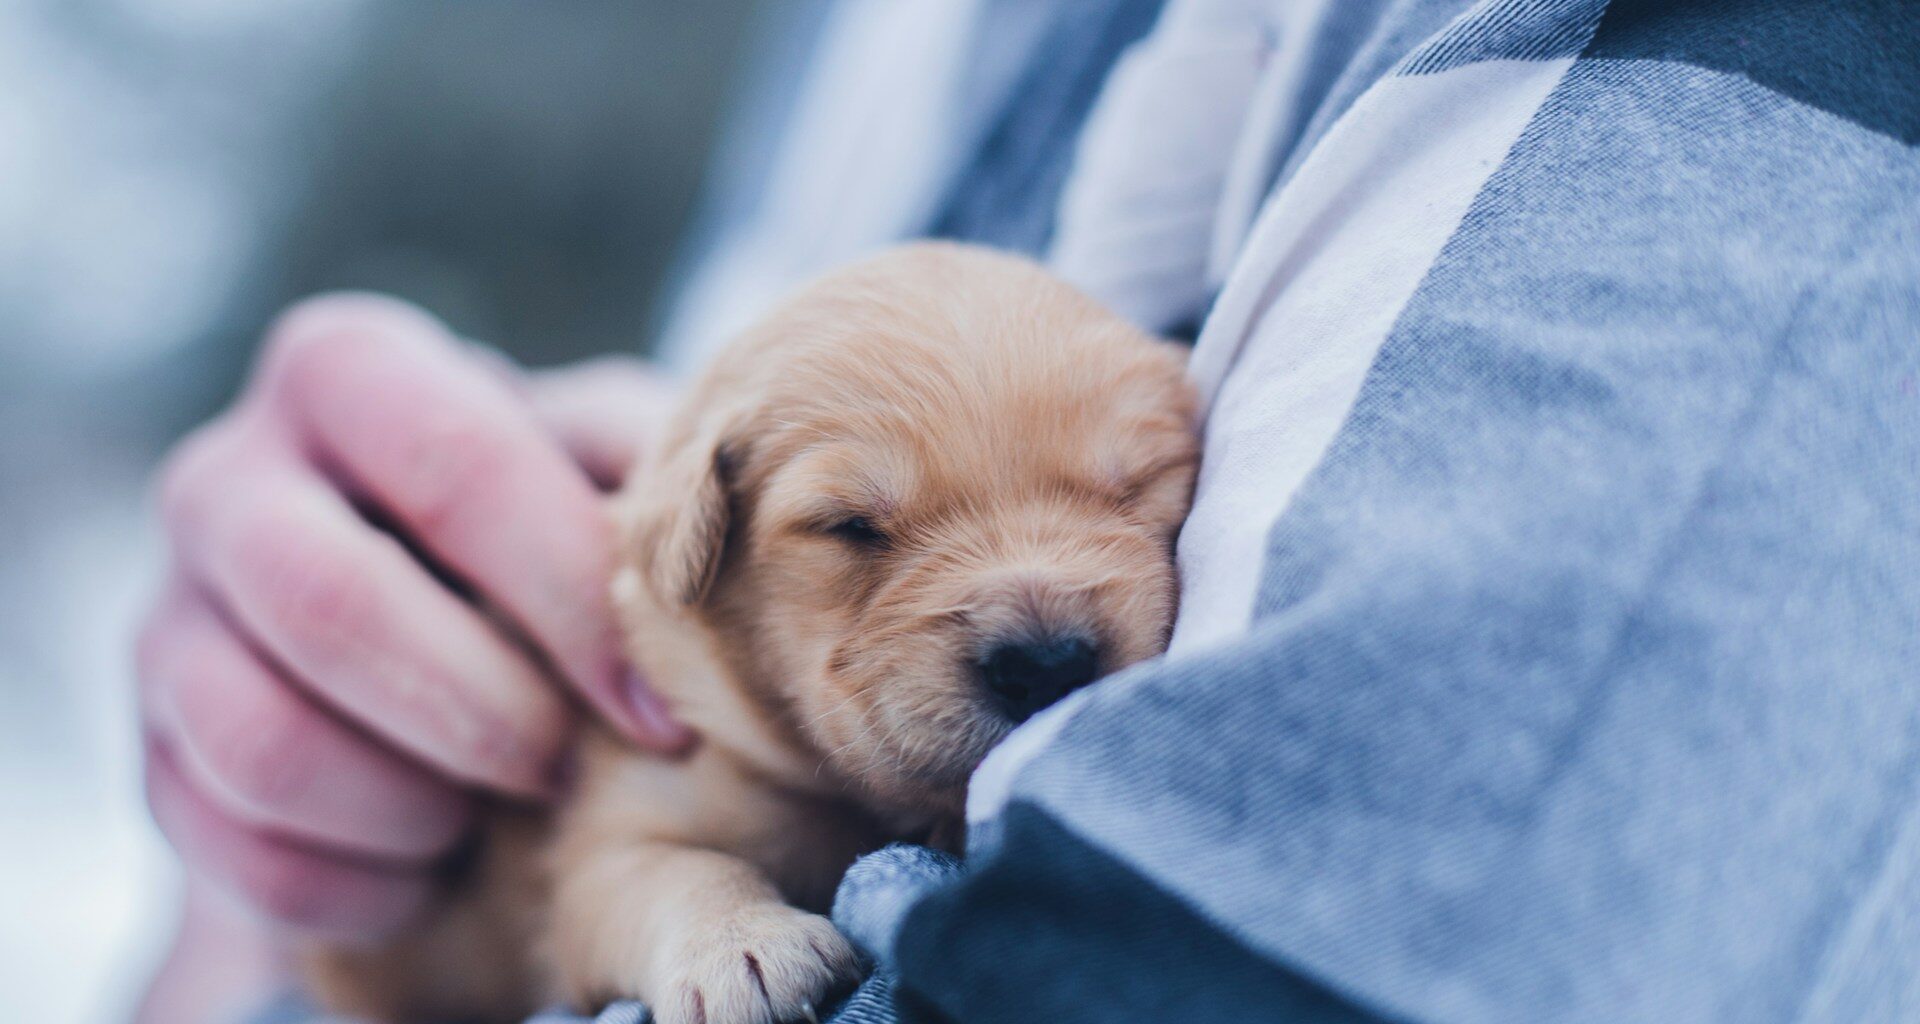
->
<box><xmin>133</xmin><ymin>293</ymin><xmax>695</xmax><ymax>1023</ymax></box>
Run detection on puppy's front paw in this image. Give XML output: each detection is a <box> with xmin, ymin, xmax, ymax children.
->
<box><xmin>655</xmin><ymin>905</ymin><xmax>862</xmax><ymax>1024</ymax></box>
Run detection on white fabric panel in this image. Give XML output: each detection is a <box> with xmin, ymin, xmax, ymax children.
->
<box><xmin>1170</xmin><ymin>56</ymin><xmax>1577</xmax><ymax>656</ymax></box>
<box><xmin>1047</xmin><ymin>0</ymin><xmax>1275</xmax><ymax>333</ymax></box>
<box><xmin>974</xmin><ymin>52</ymin><xmax>1577</xmax><ymax>823</ymax></box>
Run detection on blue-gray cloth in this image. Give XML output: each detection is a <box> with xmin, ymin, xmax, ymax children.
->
<box><xmin>856</xmin><ymin>2</ymin><xmax>1919</xmax><ymax>1022</ymax></box>
<box><xmin>278</xmin><ymin>1</ymin><xmax>1920</xmax><ymax>1022</ymax></box>
<box><xmin>922</xmin><ymin>0</ymin><xmax>1167</xmax><ymax>257</ymax></box>
<box><xmin>872</xmin><ymin>2</ymin><xmax>1919</xmax><ymax>1023</ymax></box>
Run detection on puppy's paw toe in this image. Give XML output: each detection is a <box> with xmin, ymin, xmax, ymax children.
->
<box><xmin>656</xmin><ymin>906</ymin><xmax>861</xmax><ymax>1024</ymax></box>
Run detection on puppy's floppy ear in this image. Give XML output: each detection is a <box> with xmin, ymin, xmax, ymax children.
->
<box><xmin>620</xmin><ymin>407</ymin><xmax>743</xmax><ymax>607</ymax></box>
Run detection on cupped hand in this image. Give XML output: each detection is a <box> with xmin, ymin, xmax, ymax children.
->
<box><xmin>137</xmin><ymin>293</ymin><xmax>691</xmax><ymax>939</ymax></box>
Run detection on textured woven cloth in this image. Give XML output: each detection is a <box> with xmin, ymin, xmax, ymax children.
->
<box><xmin>945</xmin><ymin>1</ymin><xmax>1920</xmax><ymax>1022</ymax></box>
<box><xmin>273</xmin><ymin>1</ymin><xmax>1920</xmax><ymax>1022</ymax></box>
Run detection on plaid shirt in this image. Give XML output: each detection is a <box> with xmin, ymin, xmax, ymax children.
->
<box><xmin>301</xmin><ymin>1</ymin><xmax>1920</xmax><ymax>1021</ymax></box>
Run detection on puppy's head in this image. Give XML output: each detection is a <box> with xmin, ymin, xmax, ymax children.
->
<box><xmin>625</xmin><ymin>244</ymin><xmax>1197</xmax><ymax>812</ymax></box>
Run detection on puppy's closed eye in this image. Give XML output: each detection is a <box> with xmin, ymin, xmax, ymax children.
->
<box><xmin>821</xmin><ymin>515</ymin><xmax>889</xmax><ymax>548</ymax></box>
<box><xmin>302</xmin><ymin>242</ymin><xmax>1196</xmax><ymax>1024</ymax></box>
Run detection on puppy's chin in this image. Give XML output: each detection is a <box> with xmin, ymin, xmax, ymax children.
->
<box><xmin>803</xmin><ymin>673</ymin><xmax>1011</xmax><ymax>817</ymax></box>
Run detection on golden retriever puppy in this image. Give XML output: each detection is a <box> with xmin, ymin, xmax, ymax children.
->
<box><xmin>304</xmin><ymin>242</ymin><xmax>1199</xmax><ymax>1024</ymax></box>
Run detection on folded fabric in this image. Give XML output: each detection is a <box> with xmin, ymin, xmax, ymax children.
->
<box><xmin>934</xmin><ymin>1</ymin><xmax>1920</xmax><ymax>1022</ymax></box>
<box><xmin>263</xmin><ymin>1</ymin><xmax>1920</xmax><ymax>1022</ymax></box>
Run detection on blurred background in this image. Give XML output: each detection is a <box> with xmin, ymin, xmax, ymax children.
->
<box><xmin>0</xmin><ymin>2</ymin><xmax>758</xmax><ymax>1020</ymax></box>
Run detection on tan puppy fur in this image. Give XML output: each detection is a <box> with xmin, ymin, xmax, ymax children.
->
<box><xmin>304</xmin><ymin>243</ymin><xmax>1199</xmax><ymax>1024</ymax></box>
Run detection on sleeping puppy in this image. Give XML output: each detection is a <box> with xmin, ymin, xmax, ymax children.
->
<box><xmin>304</xmin><ymin>242</ymin><xmax>1199</xmax><ymax>1024</ymax></box>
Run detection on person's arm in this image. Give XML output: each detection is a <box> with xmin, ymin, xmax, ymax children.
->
<box><xmin>134</xmin><ymin>294</ymin><xmax>693</xmax><ymax>1019</ymax></box>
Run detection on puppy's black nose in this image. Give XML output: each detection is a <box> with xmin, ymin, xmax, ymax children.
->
<box><xmin>977</xmin><ymin>635</ymin><xmax>1100</xmax><ymax>721</ymax></box>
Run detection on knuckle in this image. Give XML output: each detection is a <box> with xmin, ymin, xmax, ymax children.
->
<box><xmin>262</xmin><ymin>315</ymin><xmax>379</xmax><ymax>400</ymax></box>
<box><xmin>260</xmin><ymin>292</ymin><xmax>438</xmax><ymax>397</ymax></box>
<box><xmin>204</xmin><ymin>696</ymin><xmax>316</xmax><ymax>815</ymax></box>
<box><xmin>395</xmin><ymin>416</ymin><xmax>506</xmax><ymax>533</ymax></box>
<box><xmin>235</xmin><ymin>520</ymin><xmax>375</xmax><ymax>655</ymax></box>
<box><xmin>144</xmin><ymin>613</ymin><xmax>323</xmax><ymax>818</ymax></box>
<box><xmin>154</xmin><ymin>419</ymin><xmax>244</xmax><ymax>529</ymax></box>
<box><xmin>274</xmin><ymin>558</ymin><xmax>372</xmax><ymax>651</ymax></box>
<box><xmin>244</xmin><ymin>856</ymin><xmax>335</xmax><ymax>928</ymax></box>
<box><xmin>133</xmin><ymin>605</ymin><xmax>204</xmax><ymax>729</ymax></box>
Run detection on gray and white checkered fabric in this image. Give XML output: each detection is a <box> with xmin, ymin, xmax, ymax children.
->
<box><xmin>935</xmin><ymin>1</ymin><xmax>1920</xmax><ymax>1022</ymax></box>
<box><xmin>282</xmin><ymin>1</ymin><xmax>1920</xmax><ymax>1022</ymax></box>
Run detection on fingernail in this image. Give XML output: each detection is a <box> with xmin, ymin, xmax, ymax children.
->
<box><xmin>622</xmin><ymin>669</ymin><xmax>695</xmax><ymax>753</ymax></box>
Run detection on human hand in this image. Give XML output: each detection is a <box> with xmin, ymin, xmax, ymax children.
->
<box><xmin>137</xmin><ymin>293</ymin><xmax>690</xmax><ymax>939</ymax></box>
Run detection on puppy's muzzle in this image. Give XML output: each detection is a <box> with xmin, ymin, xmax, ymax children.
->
<box><xmin>974</xmin><ymin>633</ymin><xmax>1100</xmax><ymax>722</ymax></box>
